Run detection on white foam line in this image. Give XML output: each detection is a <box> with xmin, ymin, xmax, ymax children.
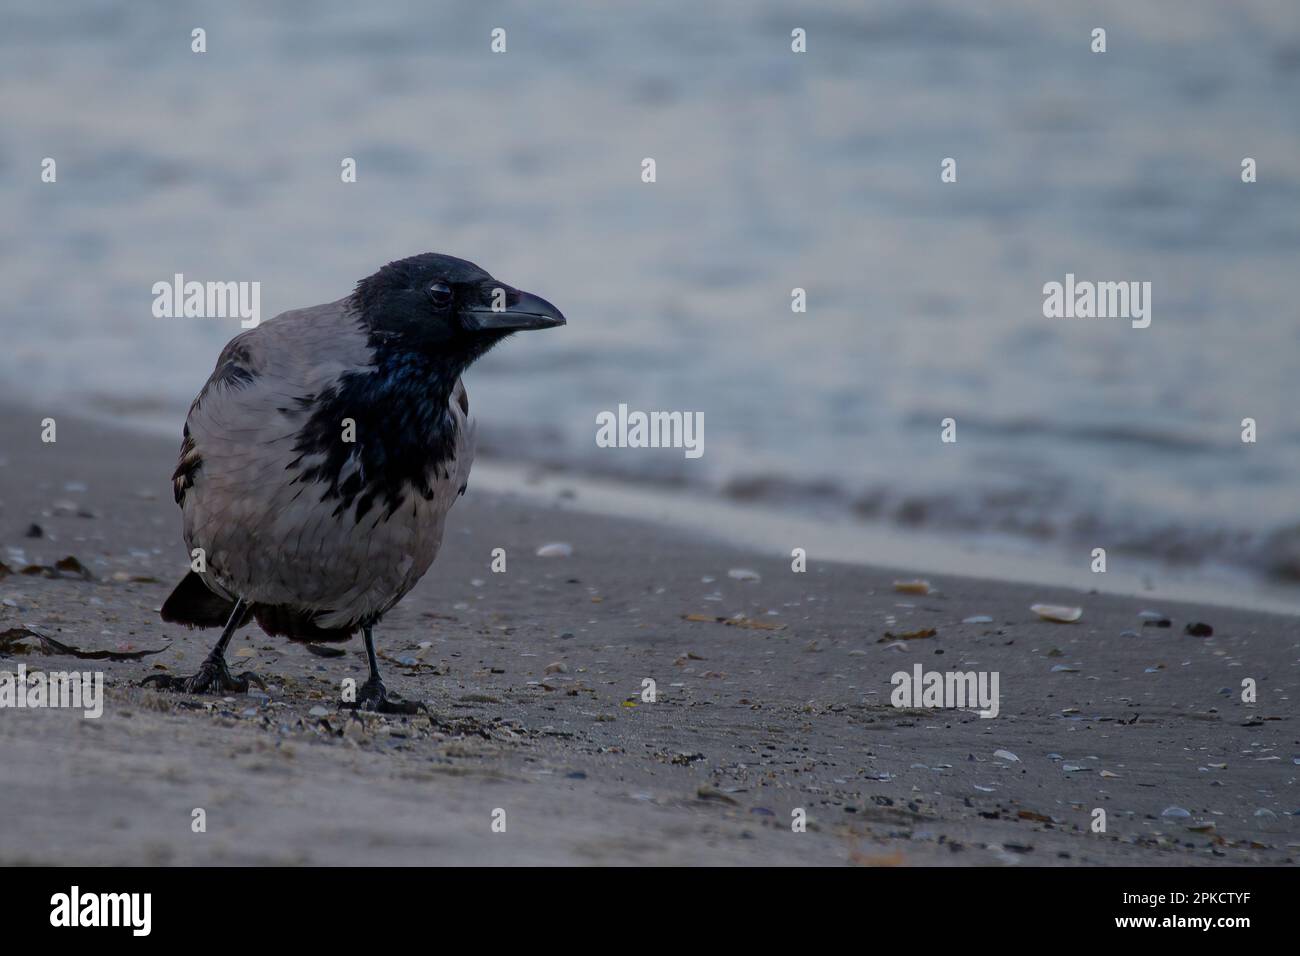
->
<box><xmin>473</xmin><ymin>460</ymin><xmax>1300</xmax><ymax>618</ymax></box>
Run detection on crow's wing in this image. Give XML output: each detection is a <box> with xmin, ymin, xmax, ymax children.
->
<box><xmin>173</xmin><ymin>297</ymin><xmax>372</xmax><ymax>518</ymax></box>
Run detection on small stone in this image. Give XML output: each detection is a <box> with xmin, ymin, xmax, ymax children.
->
<box><xmin>994</xmin><ymin>749</ymin><xmax>1020</xmax><ymax>762</ymax></box>
<box><xmin>893</xmin><ymin>579</ymin><xmax>930</xmax><ymax>594</ymax></box>
<box><xmin>696</xmin><ymin>786</ymin><xmax>739</xmax><ymax>805</ymax></box>
<box><xmin>728</xmin><ymin>568</ymin><xmax>761</xmax><ymax>582</ymax></box>
<box><xmin>962</xmin><ymin>615</ymin><xmax>994</xmax><ymax>624</ymax></box>
<box><xmin>536</xmin><ymin>542</ymin><xmax>573</xmax><ymax>558</ymax></box>
<box><xmin>1184</xmin><ymin>621</ymin><xmax>1213</xmax><ymax>637</ymax></box>
<box><xmin>1160</xmin><ymin>806</ymin><xmax>1191</xmax><ymax>820</ymax></box>
<box><xmin>544</xmin><ymin>661</ymin><xmax>568</xmax><ymax>674</ymax></box>
<box><xmin>308</xmin><ymin>705</ymin><xmax>329</xmax><ymax>717</ymax></box>
<box><xmin>1031</xmin><ymin>603</ymin><xmax>1082</xmax><ymax>623</ymax></box>
<box><xmin>24</xmin><ymin>524</ymin><xmax>42</xmax><ymax>539</ymax></box>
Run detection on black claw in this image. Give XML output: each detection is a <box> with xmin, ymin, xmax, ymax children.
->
<box><xmin>140</xmin><ymin>655</ymin><xmax>266</xmax><ymax>694</ymax></box>
<box><xmin>340</xmin><ymin>678</ymin><xmax>427</xmax><ymax>715</ymax></box>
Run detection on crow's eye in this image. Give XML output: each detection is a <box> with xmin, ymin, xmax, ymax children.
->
<box><xmin>427</xmin><ymin>282</ymin><xmax>453</xmax><ymax>307</ymax></box>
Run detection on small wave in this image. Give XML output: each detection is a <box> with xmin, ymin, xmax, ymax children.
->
<box><xmin>480</xmin><ymin>424</ymin><xmax>1300</xmax><ymax>588</ymax></box>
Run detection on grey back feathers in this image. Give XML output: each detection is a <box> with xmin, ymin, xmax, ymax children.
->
<box><xmin>166</xmin><ymin>297</ymin><xmax>475</xmax><ymax>638</ymax></box>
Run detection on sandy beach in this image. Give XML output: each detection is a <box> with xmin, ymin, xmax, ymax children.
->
<box><xmin>0</xmin><ymin>402</ymin><xmax>1295</xmax><ymax>866</ymax></box>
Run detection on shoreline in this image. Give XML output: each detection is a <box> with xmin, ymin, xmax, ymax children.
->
<box><xmin>9</xmin><ymin>393</ymin><xmax>1299</xmax><ymax>618</ymax></box>
<box><xmin>0</xmin><ymin>400</ymin><xmax>1296</xmax><ymax>865</ymax></box>
<box><xmin>473</xmin><ymin>460</ymin><xmax>1300</xmax><ymax>618</ymax></box>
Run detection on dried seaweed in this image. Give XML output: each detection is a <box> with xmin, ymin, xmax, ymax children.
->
<box><xmin>15</xmin><ymin>555</ymin><xmax>95</xmax><ymax>581</ymax></box>
<box><xmin>304</xmin><ymin>643</ymin><xmax>346</xmax><ymax>658</ymax></box>
<box><xmin>878</xmin><ymin>627</ymin><xmax>938</xmax><ymax>641</ymax></box>
<box><xmin>0</xmin><ymin>626</ymin><xmax>167</xmax><ymax>661</ymax></box>
<box><xmin>682</xmin><ymin>614</ymin><xmax>786</xmax><ymax>631</ymax></box>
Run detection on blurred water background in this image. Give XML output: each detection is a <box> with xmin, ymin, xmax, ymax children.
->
<box><xmin>3</xmin><ymin>0</ymin><xmax>1300</xmax><ymax>597</ymax></box>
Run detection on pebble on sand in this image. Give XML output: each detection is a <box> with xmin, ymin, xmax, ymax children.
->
<box><xmin>1031</xmin><ymin>604</ymin><xmax>1082</xmax><ymax>624</ymax></box>
<box><xmin>893</xmin><ymin>579</ymin><xmax>931</xmax><ymax>595</ymax></box>
<box><xmin>536</xmin><ymin>542</ymin><xmax>573</xmax><ymax>558</ymax></box>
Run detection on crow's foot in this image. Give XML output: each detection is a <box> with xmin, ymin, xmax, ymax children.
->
<box><xmin>141</xmin><ymin>655</ymin><xmax>265</xmax><ymax>694</ymax></box>
<box><xmin>341</xmin><ymin>677</ymin><xmax>427</xmax><ymax>715</ymax></box>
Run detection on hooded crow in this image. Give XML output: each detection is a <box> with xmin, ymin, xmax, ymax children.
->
<box><xmin>143</xmin><ymin>253</ymin><xmax>565</xmax><ymax>712</ymax></box>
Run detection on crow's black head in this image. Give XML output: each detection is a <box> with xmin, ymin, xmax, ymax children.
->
<box><xmin>287</xmin><ymin>254</ymin><xmax>564</xmax><ymax>522</ymax></box>
<box><xmin>351</xmin><ymin>252</ymin><xmax>565</xmax><ymax>364</ymax></box>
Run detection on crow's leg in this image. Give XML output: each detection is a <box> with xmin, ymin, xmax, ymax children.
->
<box><xmin>341</xmin><ymin>624</ymin><xmax>426</xmax><ymax>715</ymax></box>
<box><xmin>142</xmin><ymin>597</ymin><xmax>265</xmax><ymax>693</ymax></box>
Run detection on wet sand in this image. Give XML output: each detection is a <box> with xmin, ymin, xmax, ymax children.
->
<box><xmin>0</xmin><ymin>404</ymin><xmax>1295</xmax><ymax>865</ymax></box>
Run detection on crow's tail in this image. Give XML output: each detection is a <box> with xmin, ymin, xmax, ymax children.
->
<box><xmin>160</xmin><ymin>571</ymin><xmax>355</xmax><ymax>642</ymax></box>
<box><xmin>160</xmin><ymin>571</ymin><xmax>247</xmax><ymax>628</ymax></box>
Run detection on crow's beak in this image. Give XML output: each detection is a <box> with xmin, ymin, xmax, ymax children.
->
<box><xmin>462</xmin><ymin>290</ymin><xmax>566</xmax><ymax>332</ymax></box>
